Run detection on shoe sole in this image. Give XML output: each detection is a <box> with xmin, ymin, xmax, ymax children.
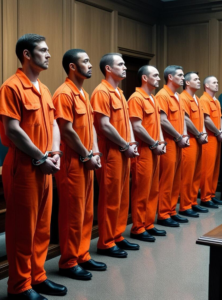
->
<box><xmin>130</xmin><ymin>235</ymin><xmax>155</xmax><ymax>242</ymax></box>
<box><xmin>59</xmin><ymin>271</ymin><xmax>92</xmax><ymax>280</ymax></box>
<box><xmin>97</xmin><ymin>250</ymin><xmax>128</xmax><ymax>258</ymax></box>
<box><xmin>179</xmin><ymin>212</ymin><xmax>199</xmax><ymax>218</ymax></box>
<box><xmin>79</xmin><ymin>266</ymin><xmax>107</xmax><ymax>271</ymax></box>
<box><xmin>200</xmin><ymin>204</ymin><xmax>218</xmax><ymax>209</ymax></box>
<box><xmin>157</xmin><ymin>221</ymin><xmax>180</xmax><ymax>227</ymax></box>
<box><xmin>147</xmin><ymin>232</ymin><xmax>167</xmax><ymax>236</ymax></box>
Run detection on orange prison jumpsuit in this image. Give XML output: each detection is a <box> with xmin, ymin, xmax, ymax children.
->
<box><xmin>128</xmin><ymin>88</ymin><xmax>160</xmax><ymax>234</ymax></box>
<box><xmin>90</xmin><ymin>80</ymin><xmax>131</xmax><ymax>249</ymax></box>
<box><xmin>180</xmin><ymin>91</ymin><xmax>204</xmax><ymax>211</ymax></box>
<box><xmin>156</xmin><ymin>85</ymin><xmax>184</xmax><ymax>220</ymax></box>
<box><xmin>0</xmin><ymin>69</ymin><xmax>54</xmax><ymax>294</ymax></box>
<box><xmin>200</xmin><ymin>92</ymin><xmax>221</xmax><ymax>202</ymax></box>
<box><xmin>53</xmin><ymin>78</ymin><xmax>94</xmax><ymax>268</ymax></box>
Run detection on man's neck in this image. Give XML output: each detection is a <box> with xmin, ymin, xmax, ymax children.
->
<box><xmin>166</xmin><ymin>82</ymin><xmax>179</xmax><ymax>94</ymax></box>
<box><xmin>185</xmin><ymin>87</ymin><xmax>196</xmax><ymax>97</ymax></box>
<box><xmin>205</xmin><ymin>89</ymin><xmax>216</xmax><ymax>98</ymax></box>
<box><xmin>105</xmin><ymin>76</ymin><xmax>120</xmax><ymax>90</ymax></box>
<box><xmin>140</xmin><ymin>84</ymin><xmax>155</xmax><ymax>96</ymax></box>
<box><xmin>21</xmin><ymin>65</ymin><xmax>39</xmax><ymax>82</ymax></box>
<box><xmin>68</xmin><ymin>74</ymin><xmax>84</xmax><ymax>91</ymax></box>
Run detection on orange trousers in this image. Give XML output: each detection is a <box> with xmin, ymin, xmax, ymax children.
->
<box><xmin>96</xmin><ymin>141</ymin><xmax>130</xmax><ymax>249</ymax></box>
<box><xmin>55</xmin><ymin>147</ymin><xmax>93</xmax><ymax>268</ymax></box>
<box><xmin>3</xmin><ymin>147</ymin><xmax>52</xmax><ymax>294</ymax></box>
<box><xmin>180</xmin><ymin>138</ymin><xmax>202</xmax><ymax>210</ymax></box>
<box><xmin>200</xmin><ymin>136</ymin><xmax>221</xmax><ymax>202</ymax></box>
<box><xmin>158</xmin><ymin>142</ymin><xmax>182</xmax><ymax>220</ymax></box>
<box><xmin>131</xmin><ymin>149</ymin><xmax>159</xmax><ymax>234</ymax></box>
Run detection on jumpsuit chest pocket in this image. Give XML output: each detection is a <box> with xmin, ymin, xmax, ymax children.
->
<box><xmin>190</xmin><ymin>102</ymin><xmax>199</xmax><ymax>119</ymax></box>
<box><xmin>210</xmin><ymin>102</ymin><xmax>219</xmax><ymax>118</ymax></box>
<box><xmin>47</xmin><ymin>100</ymin><xmax>55</xmax><ymax>125</ymax></box>
<box><xmin>143</xmin><ymin>105</ymin><xmax>155</xmax><ymax>125</ymax></box>
<box><xmin>21</xmin><ymin>94</ymin><xmax>41</xmax><ymax>126</ymax></box>
<box><xmin>111</xmin><ymin>97</ymin><xmax>124</xmax><ymax>122</ymax></box>
<box><xmin>74</xmin><ymin>105</ymin><xmax>87</xmax><ymax>128</ymax></box>
<box><xmin>169</xmin><ymin>102</ymin><xmax>179</xmax><ymax>121</ymax></box>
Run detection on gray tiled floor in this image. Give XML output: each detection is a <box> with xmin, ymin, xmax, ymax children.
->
<box><xmin>1</xmin><ymin>195</ymin><xmax>222</xmax><ymax>300</ymax></box>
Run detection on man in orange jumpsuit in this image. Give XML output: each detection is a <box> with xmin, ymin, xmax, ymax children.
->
<box><xmin>200</xmin><ymin>76</ymin><xmax>222</xmax><ymax>208</ymax></box>
<box><xmin>53</xmin><ymin>49</ymin><xmax>106</xmax><ymax>280</ymax></box>
<box><xmin>91</xmin><ymin>53</ymin><xmax>139</xmax><ymax>258</ymax></box>
<box><xmin>156</xmin><ymin>65</ymin><xmax>190</xmax><ymax>227</ymax></box>
<box><xmin>128</xmin><ymin>65</ymin><xmax>167</xmax><ymax>242</ymax></box>
<box><xmin>0</xmin><ymin>34</ymin><xmax>67</xmax><ymax>299</ymax></box>
<box><xmin>179</xmin><ymin>72</ymin><xmax>208</xmax><ymax>217</ymax></box>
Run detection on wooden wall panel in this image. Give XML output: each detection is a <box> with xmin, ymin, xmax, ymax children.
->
<box><xmin>217</xmin><ymin>21</ymin><xmax>222</xmax><ymax>92</ymax></box>
<box><xmin>17</xmin><ymin>0</ymin><xmax>65</xmax><ymax>94</ymax></box>
<box><xmin>118</xmin><ymin>16</ymin><xmax>153</xmax><ymax>54</ymax></box>
<box><xmin>2</xmin><ymin>0</ymin><xmax>18</xmax><ymax>82</ymax></box>
<box><xmin>73</xmin><ymin>2</ymin><xmax>112</xmax><ymax>95</ymax></box>
<box><xmin>166</xmin><ymin>23</ymin><xmax>209</xmax><ymax>96</ymax></box>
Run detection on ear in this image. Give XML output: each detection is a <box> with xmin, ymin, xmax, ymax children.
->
<box><xmin>23</xmin><ymin>49</ymin><xmax>30</xmax><ymax>60</ymax></box>
<box><xmin>105</xmin><ymin>65</ymin><xmax>112</xmax><ymax>74</ymax></box>
<box><xmin>185</xmin><ymin>80</ymin><xmax>190</xmax><ymax>86</ymax></box>
<box><xmin>141</xmin><ymin>74</ymin><xmax>147</xmax><ymax>83</ymax></box>
<box><xmin>168</xmin><ymin>74</ymin><xmax>173</xmax><ymax>81</ymax></box>
<box><xmin>69</xmin><ymin>62</ymin><xmax>75</xmax><ymax>72</ymax></box>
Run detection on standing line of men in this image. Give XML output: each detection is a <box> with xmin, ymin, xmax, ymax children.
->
<box><xmin>0</xmin><ymin>33</ymin><xmax>222</xmax><ymax>300</ymax></box>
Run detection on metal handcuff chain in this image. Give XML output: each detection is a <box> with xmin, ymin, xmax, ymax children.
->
<box><xmin>32</xmin><ymin>150</ymin><xmax>63</xmax><ymax>166</ymax></box>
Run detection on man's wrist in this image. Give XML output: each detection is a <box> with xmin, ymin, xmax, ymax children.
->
<box><xmin>174</xmin><ymin>134</ymin><xmax>183</xmax><ymax>142</ymax></box>
<box><xmin>215</xmin><ymin>130</ymin><xmax>221</xmax><ymax>137</ymax></box>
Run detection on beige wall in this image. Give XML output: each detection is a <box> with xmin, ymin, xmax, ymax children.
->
<box><xmin>1</xmin><ymin>0</ymin><xmax>155</xmax><ymax>96</ymax></box>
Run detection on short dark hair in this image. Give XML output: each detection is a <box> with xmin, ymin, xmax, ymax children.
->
<box><xmin>62</xmin><ymin>49</ymin><xmax>86</xmax><ymax>75</ymax></box>
<box><xmin>100</xmin><ymin>53</ymin><xmax>122</xmax><ymax>76</ymax></box>
<box><xmin>137</xmin><ymin>65</ymin><xmax>157</xmax><ymax>86</ymax></box>
<box><xmin>203</xmin><ymin>76</ymin><xmax>215</xmax><ymax>91</ymax></box>
<box><xmin>16</xmin><ymin>34</ymin><xmax>46</xmax><ymax>64</ymax></box>
<box><xmin>183</xmin><ymin>72</ymin><xmax>198</xmax><ymax>90</ymax></box>
<box><xmin>164</xmin><ymin>65</ymin><xmax>183</xmax><ymax>84</ymax></box>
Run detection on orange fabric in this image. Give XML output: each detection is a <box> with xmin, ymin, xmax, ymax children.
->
<box><xmin>156</xmin><ymin>85</ymin><xmax>184</xmax><ymax>219</ymax></box>
<box><xmin>180</xmin><ymin>91</ymin><xmax>203</xmax><ymax>210</ymax></box>
<box><xmin>91</xmin><ymin>79</ymin><xmax>130</xmax><ymax>249</ymax></box>
<box><xmin>128</xmin><ymin>88</ymin><xmax>160</xmax><ymax>233</ymax></box>
<box><xmin>200</xmin><ymin>92</ymin><xmax>221</xmax><ymax>202</ymax></box>
<box><xmin>53</xmin><ymin>78</ymin><xmax>93</xmax><ymax>268</ymax></box>
<box><xmin>0</xmin><ymin>69</ymin><xmax>54</xmax><ymax>294</ymax></box>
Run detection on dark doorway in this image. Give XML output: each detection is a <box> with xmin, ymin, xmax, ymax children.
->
<box><xmin>121</xmin><ymin>55</ymin><xmax>149</xmax><ymax>100</ymax></box>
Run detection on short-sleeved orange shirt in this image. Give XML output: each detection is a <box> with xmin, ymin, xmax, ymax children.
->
<box><xmin>156</xmin><ymin>85</ymin><xmax>184</xmax><ymax>139</ymax></box>
<box><xmin>0</xmin><ymin>68</ymin><xmax>54</xmax><ymax>152</ymax></box>
<box><xmin>180</xmin><ymin>90</ymin><xmax>204</xmax><ymax>136</ymax></box>
<box><xmin>90</xmin><ymin>79</ymin><xmax>130</xmax><ymax>142</ymax></box>
<box><xmin>128</xmin><ymin>87</ymin><xmax>160</xmax><ymax>141</ymax></box>
<box><xmin>200</xmin><ymin>91</ymin><xmax>221</xmax><ymax>135</ymax></box>
<box><xmin>53</xmin><ymin>78</ymin><xmax>93</xmax><ymax>150</ymax></box>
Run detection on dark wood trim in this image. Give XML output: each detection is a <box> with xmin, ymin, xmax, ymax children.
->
<box><xmin>118</xmin><ymin>47</ymin><xmax>155</xmax><ymax>60</ymax></box>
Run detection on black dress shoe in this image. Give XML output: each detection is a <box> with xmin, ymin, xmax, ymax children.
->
<box><xmin>116</xmin><ymin>239</ymin><xmax>140</xmax><ymax>250</ymax></box>
<box><xmin>157</xmin><ymin>218</ymin><xmax>180</xmax><ymax>227</ymax></box>
<box><xmin>147</xmin><ymin>227</ymin><xmax>167</xmax><ymax>236</ymax></box>
<box><xmin>8</xmin><ymin>289</ymin><xmax>47</xmax><ymax>300</ymax></box>
<box><xmin>179</xmin><ymin>209</ymin><xmax>199</xmax><ymax>218</ymax></box>
<box><xmin>192</xmin><ymin>205</ymin><xmax>209</xmax><ymax>213</ymax></box>
<box><xmin>200</xmin><ymin>200</ymin><xmax>218</xmax><ymax>209</ymax></box>
<box><xmin>97</xmin><ymin>245</ymin><xmax>128</xmax><ymax>258</ymax></box>
<box><xmin>32</xmin><ymin>279</ymin><xmax>67</xmax><ymax>296</ymax></box>
<box><xmin>171</xmin><ymin>214</ymin><xmax>189</xmax><ymax>223</ymax></box>
<box><xmin>212</xmin><ymin>197</ymin><xmax>222</xmax><ymax>205</ymax></box>
<box><xmin>79</xmin><ymin>259</ymin><xmax>107</xmax><ymax>271</ymax></box>
<box><xmin>130</xmin><ymin>231</ymin><xmax>155</xmax><ymax>242</ymax></box>
<box><xmin>59</xmin><ymin>265</ymin><xmax>92</xmax><ymax>280</ymax></box>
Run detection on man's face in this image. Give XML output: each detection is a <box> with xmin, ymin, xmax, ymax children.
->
<box><xmin>171</xmin><ymin>69</ymin><xmax>184</xmax><ymax>87</ymax></box>
<box><xmin>109</xmin><ymin>55</ymin><xmax>127</xmax><ymax>80</ymax></box>
<box><xmin>188</xmin><ymin>73</ymin><xmax>201</xmax><ymax>90</ymax></box>
<box><xmin>75</xmin><ymin>52</ymin><xmax>92</xmax><ymax>79</ymax></box>
<box><xmin>30</xmin><ymin>41</ymin><xmax>51</xmax><ymax>70</ymax></box>
<box><xmin>146</xmin><ymin>67</ymin><xmax>160</xmax><ymax>88</ymax></box>
<box><xmin>206</xmin><ymin>77</ymin><xmax>219</xmax><ymax>93</ymax></box>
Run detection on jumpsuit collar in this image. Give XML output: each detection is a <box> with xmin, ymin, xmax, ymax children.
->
<box><xmin>203</xmin><ymin>91</ymin><xmax>217</xmax><ymax>102</ymax></box>
<box><xmin>135</xmin><ymin>87</ymin><xmax>155</xmax><ymax>101</ymax></box>
<box><xmin>182</xmin><ymin>90</ymin><xmax>196</xmax><ymax>102</ymax></box>
<box><xmin>65</xmin><ymin>77</ymin><xmax>88</xmax><ymax>100</ymax></box>
<box><xmin>163</xmin><ymin>84</ymin><xmax>179</xmax><ymax>99</ymax></box>
<box><xmin>15</xmin><ymin>68</ymin><xmax>42</xmax><ymax>95</ymax></box>
<box><xmin>101</xmin><ymin>79</ymin><xmax>123</xmax><ymax>98</ymax></box>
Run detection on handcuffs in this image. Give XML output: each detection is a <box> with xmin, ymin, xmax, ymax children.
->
<box><xmin>32</xmin><ymin>150</ymin><xmax>63</xmax><ymax>166</ymax></box>
<box><xmin>215</xmin><ymin>130</ymin><xmax>222</xmax><ymax>137</ymax></box>
<box><xmin>119</xmin><ymin>141</ymin><xmax>139</xmax><ymax>152</ymax></box>
<box><xmin>174</xmin><ymin>134</ymin><xmax>190</xmax><ymax>143</ymax></box>
<box><xmin>80</xmin><ymin>150</ymin><xmax>103</xmax><ymax>163</ymax></box>
<box><xmin>149</xmin><ymin>140</ymin><xmax>167</xmax><ymax>150</ymax></box>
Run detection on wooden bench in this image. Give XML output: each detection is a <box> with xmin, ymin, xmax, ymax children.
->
<box><xmin>196</xmin><ymin>224</ymin><xmax>222</xmax><ymax>300</ymax></box>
